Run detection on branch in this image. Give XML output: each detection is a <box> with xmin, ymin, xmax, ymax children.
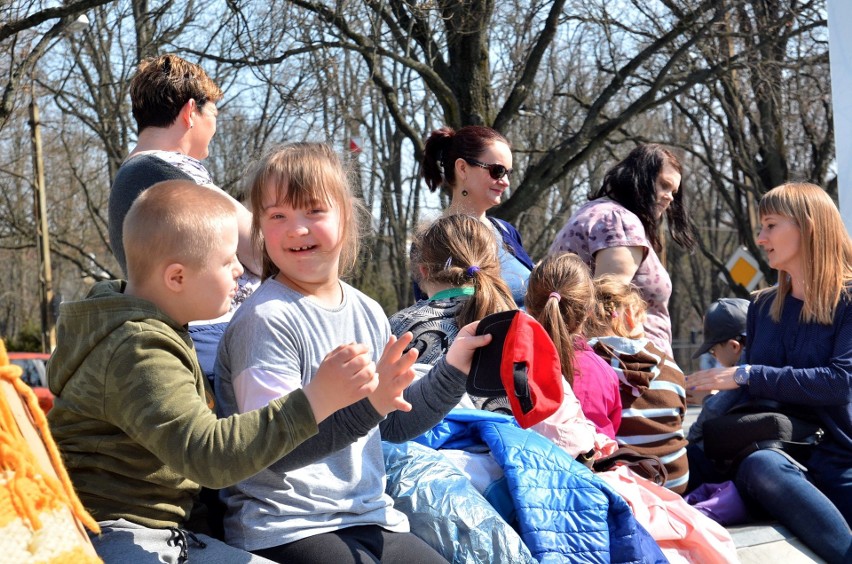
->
<box><xmin>494</xmin><ymin>0</ymin><xmax>567</xmax><ymax>130</ymax></box>
<box><xmin>0</xmin><ymin>0</ymin><xmax>113</xmax><ymax>42</ymax></box>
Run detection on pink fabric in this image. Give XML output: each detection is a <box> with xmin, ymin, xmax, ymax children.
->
<box><xmin>598</xmin><ymin>466</ymin><xmax>739</xmax><ymax>563</ymax></box>
<box><xmin>549</xmin><ymin>198</ymin><xmax>674</xmax><ymax>357</ymax></box>
<box><xmin>571</xmin><ymin>339</ymin><xmax>622</xmax><ymax>439</ymax></box>
<box><xmin>531</xmin><ymin>380</ymin><xmax>618</xmax><ymax>459</ymax></box>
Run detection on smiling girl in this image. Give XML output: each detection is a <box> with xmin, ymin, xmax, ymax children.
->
<box><xmin>214</xmin><ymin>143</ymin><xmax>490</xmax><ymax>563</ymax></box>
<box><xmin>688</xmin><ymin>183</ymin><xmax>852</xmax><ymax>563</ymax></box>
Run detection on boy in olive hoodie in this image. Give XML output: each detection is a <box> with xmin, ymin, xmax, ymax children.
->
<box><xmin>47</xmin><ymin>180</ymin><xmax>383</xmax><ymax>563</ymax></box>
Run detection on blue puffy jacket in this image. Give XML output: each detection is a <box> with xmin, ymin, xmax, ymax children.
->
<box><xmin>416</xmin><ymin>410</ymin><xmax>666</xmax><ymax>563</ymax></box>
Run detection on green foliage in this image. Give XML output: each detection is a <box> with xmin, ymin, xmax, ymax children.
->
<box><xmin>4</xmin><ymin>323</ymin><xmax>43</xmax><ymax>352</ymax></box>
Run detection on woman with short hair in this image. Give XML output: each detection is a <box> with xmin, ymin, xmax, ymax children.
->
<box><xmin>108</xmin><ymin>54</ymin><xmax>260</xmax><ymax>384</ymax></box>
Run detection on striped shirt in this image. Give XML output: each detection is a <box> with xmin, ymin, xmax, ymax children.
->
<box><xmin>588</xmin><ymin>336</ymin><xmax>689</xmax><ymax>493</ymax></box>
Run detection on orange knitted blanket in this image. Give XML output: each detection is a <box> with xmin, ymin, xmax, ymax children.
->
<box><xmin>0</xmin><ymin>339</ymin><xmax>101</xmax><ymax>563</ymax></box>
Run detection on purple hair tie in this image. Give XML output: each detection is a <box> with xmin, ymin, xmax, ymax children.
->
<box><xmin>465</xmin><ymin>265</ymin><xmax>481</xmax><ymax>278</ymax></box>
<box><xmin>549</xmin><ymin>292</ymin><xmax>561</xmax><ymax>301</ymax></box>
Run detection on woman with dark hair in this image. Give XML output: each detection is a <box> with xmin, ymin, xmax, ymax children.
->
<box><xmin>548</xmin><ymin>144</ymin><xmax>695</xmax><ymax>357</ymax></box>
<box><xmin>420</xmin><ymin>125</ymin><xmax>533</xmax><ymax>306</ymax></box>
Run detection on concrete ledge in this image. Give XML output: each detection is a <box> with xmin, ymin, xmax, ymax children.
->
<box><xmin>729</xmin><ymin>522</ymin><xmax>796</xmax><ymax>548</ymax></box>
<box><xmin>730</xmin><ymin>523</ymin><xmax>823</xmax><ymax>562</ymax></box>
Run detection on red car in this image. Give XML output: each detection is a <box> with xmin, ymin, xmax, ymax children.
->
<box><xmin>8</xmin><ymin>351</ymin><xmax>54</xmax><ymax>413</ymax></box>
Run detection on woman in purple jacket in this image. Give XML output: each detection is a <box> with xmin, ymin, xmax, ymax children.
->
<box><xmin>688</xmin><ymin>183</ymin><xmax>852</xmax><ymax>563</ymax></box>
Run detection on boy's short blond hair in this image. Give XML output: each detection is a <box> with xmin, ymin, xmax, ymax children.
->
<box><xmin>123</xmin><ymin>180</ymin><xmax>236</xmax><ymax>284</ymax></box>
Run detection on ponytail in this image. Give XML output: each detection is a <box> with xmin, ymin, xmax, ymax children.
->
<box><xmin>421</xmin><ymin>126</ymin><xmax>509</xmax><ymax>197</ymax></box>
<box><xmin>411</xmin><ymin>215</ymin><xmax>515</xmax><ymax>326</ymax></box>
<box><xmin>537</xmin><ymin>292</ymin><xmax>576</xmax><ymax>387</ymax></box>
<box><xmin>457</xmin><ymin>262</ymin><xmax>515</xmax><ymax>328</ymax></box>
<box><xmin>526</xmin><ymin>253</ymin><xmax>595</xmax><ymax>388</ymax></box>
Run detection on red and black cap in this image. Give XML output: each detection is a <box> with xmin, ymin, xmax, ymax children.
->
<box><xmin>467</xmin><ymin>310</ymin><xmax>564</xmax><ymax>428</ymax></box>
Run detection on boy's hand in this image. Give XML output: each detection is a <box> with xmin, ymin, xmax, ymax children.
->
<box><xmin>303</xmin><ymin>343</ymin><xmax>378</xmax><ymax>424</ymax></box>
<box><xmin>445</xmin><ymin>320</ymin><xmax>492</xmax><ymax>375</ymax></box>
<box><xmin>369</xmin><ymin>333</ymin><xmax>419</xmax><ymax>416</ymax></box>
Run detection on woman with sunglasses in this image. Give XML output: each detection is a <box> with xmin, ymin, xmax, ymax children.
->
<box><xmin>548</xmin><ymin>144</ymin><xmax>696</xmax><ymax>358</ymax></box>
<box><xmin>420</xmin><ymin>125</ymin><xmax>533</xmax><ymax>306</ymax></box>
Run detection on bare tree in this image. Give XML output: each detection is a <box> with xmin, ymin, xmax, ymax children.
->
<box><xmin>0</xmin><ymin>0</ymin><xmax>833</xmax><ymax>356</ymax></box>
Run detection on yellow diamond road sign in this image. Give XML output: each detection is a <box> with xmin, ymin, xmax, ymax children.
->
<box><xmin>722</xmin><ymin>246</ymin><xmax>764</xmax><ymax>291</ymax></box>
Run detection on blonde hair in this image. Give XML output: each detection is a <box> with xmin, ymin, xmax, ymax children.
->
<box><xmin>584</xmin><ymin>274</ymin><xmax>647</xmax><ymax>339</ymax></box>
<box><xmin>411</xmin><ymin>214</ymin><xmax>516</xmax><ymax>327</ymax></box>
<box><xmin>245</xmin><ymin>143</ymin><xmax>364</xmax><ymax>281</ymax></box>
<box><xmin>123</xmin><ymin>180</ymin><xmax>237</xmax><ymax>284</ymax></box>
<box><xmin>525</xmin><ymin>253</ymin><xmax>594</xmax><ymax>387</ymax></box>
<box><xmin>757</xmin><ymin>182</ymin><xmax>852</xmax><ymax>324</ymax></box>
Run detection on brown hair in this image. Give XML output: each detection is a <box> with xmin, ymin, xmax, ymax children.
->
<box><xmin>130</xmin><ymin>54</ymin><xmax>223</xmax><ymax>130</ymax></box>
<box><xmin>591</xmin><ymin>144</ymin><xmax>695</xmax><ymax>252</ymax></box>
<box><xmin>123</xmin><ymin>180</ymin><xmax>236</xmax><ymax>283</ymax></box>
<box><xmin>525</xmin><ymin>253</ymin><xmax>595</xmax><ymax>387</ymax></box>
<box><xmin>757</xmin><ymin>182</ymin><xmax>852</xmax><ymax>324</ymax></box>
<box><xmin>245</xmin><ymin>143</ymin><xmax>365</xmax><ymax>281</ymax></box>
<box><xmin>421</xmin><ymin>126</ymin><xmax>510</xmax><ymax>196</ymax></box>
<box><xmin>411</xmin><ymin>214</ymin><xmax>515</xmax><ymax>327</ymax></box>
<box><xmin>584</xmin><ymin>274</ymin><xmax>648</xmax><ymax>339</ymax></box>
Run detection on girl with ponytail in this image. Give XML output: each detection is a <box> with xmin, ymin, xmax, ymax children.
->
<box><xmin>390</xmin><ymin>216</ymin><xmax>612</xmax><ymax>459</ymax></box>
<box><xmin>390</xmin><ymin>214</ymin><xmax>516</xmax><ymax>365</ymax></box>
<box><xmin>525</xmin><ymin>253</ymin><xmax>622</xmax><ymax>440</ymax></box>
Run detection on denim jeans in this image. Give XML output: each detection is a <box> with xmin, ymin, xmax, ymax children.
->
<box><xmin>92</xmin><ymin>519</ymin><xmax>275</xmax><ymax>564</ymax></box>
<box><xmin>735</xmin><ymin>442</ymin><xmax>852</xmax><ymax>563</ymax></box>
<box><xmin>188</xmin><ymin>321</ymin><xmax>229</xmax><ymax>389</ymax></box>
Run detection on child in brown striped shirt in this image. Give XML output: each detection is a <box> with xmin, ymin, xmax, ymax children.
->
<box><xmin>583</xmin><ymin>275</ymin><xmax>689</xmax><ymax>494</ymax></box>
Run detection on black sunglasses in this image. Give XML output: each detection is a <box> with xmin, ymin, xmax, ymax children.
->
<box><xmin>463</xmin><ymin>158</ymin><xmax>512</xmax><ymax>180</ymax></box>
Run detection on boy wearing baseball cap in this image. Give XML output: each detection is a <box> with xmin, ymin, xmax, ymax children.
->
<box><xmin>685</xmin><ymin>297</ymin><xmax>751</xmax><ymax>491</ymax></box>
<box><xmin>691</xmin><ymin>298</ymin><xmax>749</xmax><ymax>369</ymax></box>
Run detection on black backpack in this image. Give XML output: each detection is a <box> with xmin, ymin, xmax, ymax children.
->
<box><xmin>703</xmin><ymin>399</ymin><xmax>824</xmax><ymax>469</ymax></box>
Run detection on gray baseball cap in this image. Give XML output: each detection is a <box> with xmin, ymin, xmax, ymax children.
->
<box><xmin>692</xmin><ymin>298</ymin><xmax>750</xmax><ymax>359</ymax></box>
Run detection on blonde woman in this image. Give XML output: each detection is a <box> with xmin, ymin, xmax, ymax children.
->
<box><xmin>688</xmin><ymin>183</ymin><xmax>852</xmax><ymax>563</ymax></box>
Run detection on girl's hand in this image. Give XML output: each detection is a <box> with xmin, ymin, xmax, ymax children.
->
<box><xmin>445</xmin><ymin>320</ymin><xmax>493</xmax><ymax>375</ymax></box>
<box><xmin>303</xmin><ymin>343</ymin><xmax>378</xmax><ymax>424</ymax></box>
<box><xmin>369</xmin><ymin>333</ymin><xmax>419</xmax><ymax>416</ymax></box>
<box><xmin>686</xmin><ymin>366</ymin><xmax>739</xmax><ymax>391</ymax></box>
